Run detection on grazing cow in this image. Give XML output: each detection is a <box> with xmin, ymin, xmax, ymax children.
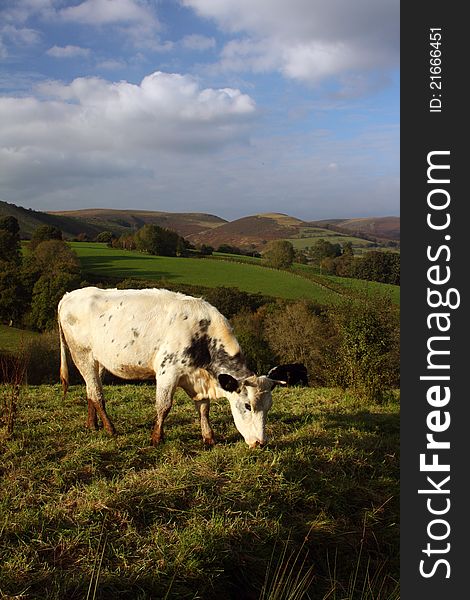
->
<box><xmin>58</xmin><ymin>287</ymin><xmax>286</xmax><ymax>448</ymax></box>
<box><xmin>267</xmin><ymin>363</ymin><xmax>308</xmax><ymax>387</ymax></box>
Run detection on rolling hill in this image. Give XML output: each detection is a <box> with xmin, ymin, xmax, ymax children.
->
<box><xmin>310</xmin><ymin>216</ymin><xmax>400</xmax><ymax>241</ymax></box>
<box><xmin>49</xmin><ymin>208</ymin><xmax>226</xmax><ymax>238</ymax></box>
<box><xmin>0</xmin><ymin>200</ymin><xmax>109</xmax><ymax>240</ymax></box>
<box><xmin>1</xmin><ymin>200</ymin><xmax>399</xmax><ymax>248</ymax></box>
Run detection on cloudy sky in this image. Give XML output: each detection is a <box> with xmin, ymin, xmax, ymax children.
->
<box><xmin>0</xmin><ymin>0</ymin><xmax>399</xmax><ymax>220</ymax></box>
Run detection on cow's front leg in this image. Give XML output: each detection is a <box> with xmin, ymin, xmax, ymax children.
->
<box><xmin>152</xmin><ymin>375</ymin><xmax>177</xmax><ymax>445</ymax></box>
<box><xmin>194</xmin><ymin>399</ymin><xmax>215</xmax><ymax>446</ymax></box>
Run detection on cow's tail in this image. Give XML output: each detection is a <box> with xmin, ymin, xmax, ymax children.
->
<box><xmin>58</xmin><ymin>317</ymin><xmax>69</xmax><ymax>399</ymax></box>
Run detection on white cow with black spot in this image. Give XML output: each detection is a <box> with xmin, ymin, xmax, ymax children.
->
<box><xmin>58</xmin><ymin>287</ymin><xmax>285</xmax><ymax>447</ymax></box>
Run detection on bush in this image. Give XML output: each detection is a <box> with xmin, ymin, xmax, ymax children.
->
<box><xmin>29</xmin><ymin>272</ymin><xmax>81</xmax><ymax>331</ymax></box>
<box><xmin>231</xmin><ymin>310</ymin><xmax>275</xmax><ymax>375</ymax></box>
<box><xmin>262</xmin><ymin>240</ymin><xmax>295</xmax><ymax>269</ymax></box>
<box><xmin>204</xmin><ymin>287</ymin><xmax>267</xmax><ymax>319</ymax></box>
<box><xmin>263</xmin><ymin>301</ymin><xmax>335</xmax><ymax>386</ymax></box>
<box><xmin>326</xmin><ymin>294</ymin><xmax>400</xmax><ymax>402</ymax></box>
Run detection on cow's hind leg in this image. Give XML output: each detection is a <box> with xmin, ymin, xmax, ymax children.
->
<box><xmin>194</xmin><ymin>399</ymin><xmax>215</xmax><ymax>446</ymax></box>
<box><xmin>151</xmin><ymin>375</ymin><xmax>177</xmax><ymax>445</ymax></box>
<box><xmin>87</xmin><ymin>398</ymin><xmax>98</xmax><ymax>430</ymax></box>
<box><xmin>71</xmin><ymin>351</ymin><xmax>115</xmax><ymax>435</ymax></box>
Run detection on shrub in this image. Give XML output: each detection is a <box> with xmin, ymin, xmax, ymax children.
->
<box><xmin>204</xmin><ymin>287</ymin><xmax>267</xmax><ymax>319</ymax></box>
<box><xmin>263</xmin><ymin>301</ymin><xmax>335</xmax><ymax>386</ymax></box>
<box><xmin>326</xmin><ymin>294</ymin><xmax>400</xmax><ymax>403</ymax></box>
<box><xmin>263</xmin><ymin>240</ymin><xmax>295</xmax><ymax>269</ymax></box>
<box><xmin>29</xmin><ymin>272</ymin><xmax>81</xmax><ymax>331</ymax></box>
<box><xmin>231</xmin><ymin>310</ymin><xmax>276</xmax><ymax>375</ymax></box>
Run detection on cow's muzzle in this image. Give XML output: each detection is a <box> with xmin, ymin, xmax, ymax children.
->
<box><xmin>249</xmin><ymin>440</ymin><xmax>266</xmax><ymax>449</ymax></box>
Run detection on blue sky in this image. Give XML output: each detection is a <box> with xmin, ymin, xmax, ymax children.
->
<box><xmin>0</xmin><ymin>0</ymin><xmax>399</xmax><ymax>220</ymax></box>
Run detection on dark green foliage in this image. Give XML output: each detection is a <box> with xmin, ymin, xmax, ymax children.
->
<box><xmin>354</xmin><ymin>251</ymin><xmax>400</xmax><ymax>285</ymax></box>
<box><xmin>0</xmin><ymin>268</ymin><xmax>29</xmax><ymax>324</ymax></box>
<box><xmin>232</xmin><ymin>311</ymin><xmax>275</xmax><ymax>374</ymax></box>
<box><xmin>25</xmin><ymin>239</ymin><xmax>81</xmax><ymax>278</ymax></box>
<box><xmin>263</xmin><ymin>240</ymin><xmax>295</xmax><ymax>269</ymax></box>
<box><xmin>134</xmin><ymin>224</ymin><xmax>181</xmax><ymax>257</ymax></box>
<box><xmin>95</xmin><ymin>231</ymin><xmax>115</xmax><ymax>244</ymax></box>
<box><xmin>0</xmin><ymin>216</ymin><xmax>21</xmax><ymax>266</ymax></box>
<box><xmin>29</xmin><ymin>224</ymin><xmax>63</xmax><ymax>251</ymax></box>
<box><xmin>30</xmin><ymin>272</ymin><xmax>81</xmax><ymax>331</ymax></box>
<box><xmin>204</xmin><ymin>286</ymin><xmax>267</xmax><ymax>319</ymax></box>
<box><xmin>327</xmin><ymin>295</ymin><xmax>400</xmax><ymax>403</ymax></box>
<box><xmin>309</xmin><ymin>239</ymin><xmax>342</xmax><ymax>264</ymax></box>
<box><xmin>198</xmin><ymin>244</ymin><xmax>214</xmax><ymax>256</ymax></box>
<box><xmin>22</xmin><ymin>240</ymin><xmax>82</xmax><ymax>331</ymax></box>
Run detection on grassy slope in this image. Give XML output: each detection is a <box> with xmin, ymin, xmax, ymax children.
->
<box><xmin>0</xmin><ymin>384</ymin><xmax>399</xmax><ymax>600</ymax></box>
<box><xmin>0</xmin><ymin>324</ymin><xmax>39</xmax><ymax>352</ymax></box>
<box><xmin>72</xmin><ymin>243</ymin><xmax>341</xmax><ymax>304</ymax></box>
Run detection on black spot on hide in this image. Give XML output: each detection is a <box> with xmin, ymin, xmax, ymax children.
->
<box><xmin>184</xmin><ymin>335</ymin><xmax>211</xmax><ymax>368</ymax></box>
<box><xmin>199</xmin><ymin>319</ymin><xmax>211</xmax><ymax>333</ymax></box>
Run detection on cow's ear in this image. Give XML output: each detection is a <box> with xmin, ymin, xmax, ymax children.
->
<box><xmin>218</xmin><ymin>374</ymin><xmax>240</xmax><ymax>393</ymax></box>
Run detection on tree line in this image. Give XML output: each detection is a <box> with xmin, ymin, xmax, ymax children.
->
<box><xmin>0</xmin><ymin>219</ymin><xmax>82</xmax><ymax>330</ymax></box>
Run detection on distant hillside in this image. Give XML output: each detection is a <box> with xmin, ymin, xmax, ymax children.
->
<box><xmin>1</xmin><ymin>200</ymin><xmax>399</xmax><ymax>247</ymax></box>
<box><xmin>0</xmin><ymin>200</ymin><xmax>108</xmax><ymax>239</ymax></box>
<box><xmin>310</xmin><ymin>216</ymin><xmax>400</xmax><ymax>241</ymax></box>
<box><xmin>187</xmin><ymin>213</ymin><xmax>306</xmax><ymax>249</ymax></box>
<box><xmin>49</xmin><ymin>208</ymin><xmax>226</xmax><ymax>238</ymax></box>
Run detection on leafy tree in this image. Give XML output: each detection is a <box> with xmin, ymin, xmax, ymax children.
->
<box><xmin>354</xmin><ymin>251</ymin><xmax>400</xmax><ymax>285</ymax></box>
<box><xmin>26</xmin><ymin>240</ymin><xmax>80</xmax><ymax>277</ymax></box>
<box><xmin>0</xmin><ymin>268</ymin><xmax>28</xmax><ymax>324</ymax></box>
<box><xmin>309</xmin><ymin>239</ymin><xmax>342</xmax><ymax>264</ymax></box>
<box><xmin>96</xmin><ymin>231</ymin><xmax>115</xmax><ymax>244</ymax></box>
<box><xmin>327</xmin><ymin>295</ymin><xmax>400</xmax><ymax>402</ymax></box>
<box><xmin>232</xmin><ymin>310</ymin><xmax>274</xmax><ymax>374</ymax></box>
<box><xmin>199</xmin><ymin>244</ymin><xmax>213</xmax><ymax>256</ymax></box>
<box><xmin>263</xmin><ymin>240</ymin><xmax>295</xmax><ymax>269</ymax></box>
<box><xmin>342</xmin><ymin>241</ymin><xmax>354</xmax><ymax>256</ymax></box>
<box><xmin>134</xmin><ymin>224</ymin><xmax>180</xmax><ymax>257</ymax></box>
<box><xmin>29</xmin><ymin>225</ymin><xmax>62</xmax><ymax>251</ymax></box>
<box><xmin>30</xmin><ymin>272</ymin><xmax>81</xmax><ymax>331</ymax></box>
<box><xmin>0</xmin><ymin>216</ymin><xmax>21</xmax><ymax>266</ymax></box>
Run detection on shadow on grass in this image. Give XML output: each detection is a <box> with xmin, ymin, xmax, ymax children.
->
<box><xmin>79</xmin><ymin>253</ymin><xmax>178</xmax><ymax>281</ymax></box>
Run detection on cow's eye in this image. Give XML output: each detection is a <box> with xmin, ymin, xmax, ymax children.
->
<box><xmin>244</xmin><ymin>403</ymin><xmax>252</xmax><ymax>412</ymax></box>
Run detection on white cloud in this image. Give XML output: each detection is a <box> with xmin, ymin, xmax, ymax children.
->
<box><xmin>182</xmin><ymin>0</ymin><xmax>398</xmax><ymax>89</ymax></box>
<box><xmin>59</xmin><ymin>0</ymin><xmax>155</xmax><ymax>26</ymax></box>
<box><xmin>181</xmin><ymin>34</ymin><xmax>216</xmax><ymax>51</ymax></box>
<box><xmin>0</xmin><ymin>70</ymin><xmax>257</xmax><ymax>207</ymax></box>
<box><xmin>46</xmin><ymin>44</ymin><xmax>91</xmax><ymax>58</ymax></box>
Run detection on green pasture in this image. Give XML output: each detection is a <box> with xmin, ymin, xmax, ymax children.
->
<box><xmin>0</xmin><ymin>383</ymin><xmax>399</xmax><ymax>599</ymax></box>
<box><xmin>287</xmin><ymin>235</ymin><xmax>385</xmax><ymax>250</ymax></box>
<box><xmin>71</xmin><ymin>243</ymin><xmax>341</xmax><ymax>304</ymax></box>
<box><xmin>0</xmin><ymin>324</ymin><xmax>39</xmax><ymax>353</ymax></box>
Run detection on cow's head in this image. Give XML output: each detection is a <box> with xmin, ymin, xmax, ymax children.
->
<box><xmin>218</xmin><ymin>373</ymin><xmax>284</xmax><ymax>448</ymax></box>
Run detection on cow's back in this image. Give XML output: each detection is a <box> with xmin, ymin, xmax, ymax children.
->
<box><xmin>58</xmin><ymin>287</ymin><xmax>241</xmax><ymax>380</ymax></box>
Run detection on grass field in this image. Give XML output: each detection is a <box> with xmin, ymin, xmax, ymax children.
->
<box><xmin>71</xmin><ymin>243</ymin><xmax>342</xmax><ymax>304</ymax></box>
<box><xmin>0</xmin><ymin>324</ymin><xmax>39</xmax><ymax>352</ymax></box>
<box><xmin>0</xmin><ymin>383</ymin><xmax>399</xmax><ymax>599</ymax></box>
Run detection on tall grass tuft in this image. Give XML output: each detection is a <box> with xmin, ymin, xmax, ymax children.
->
<box><xmin>323</xmin><ymin>512</ymin><xmax>399</xmax><ymax>600</ymax></box>
<box><xmin>86</xmin><ymin>516</ymin><xmax>108</xmax><ymax>600</ymax></box>
<box><xmin>260</xmin><ymin>532</ymin><xmax>315</xmax><ymax>600</ymax></box>
<box><xmin>0</xmin><ymin>344</ymin><xmax>27</xmax><ymax>436</ymax></box>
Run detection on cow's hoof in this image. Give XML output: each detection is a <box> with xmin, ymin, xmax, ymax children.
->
<box><xmin>151</xmin><ymin>435</ymin><xmax>163</xmax><ymax>446</ymax></box>
<box><xmin>203</xmin><ymin>436</ymin><xmax>215</xmax><ymax>446</ymax></box>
